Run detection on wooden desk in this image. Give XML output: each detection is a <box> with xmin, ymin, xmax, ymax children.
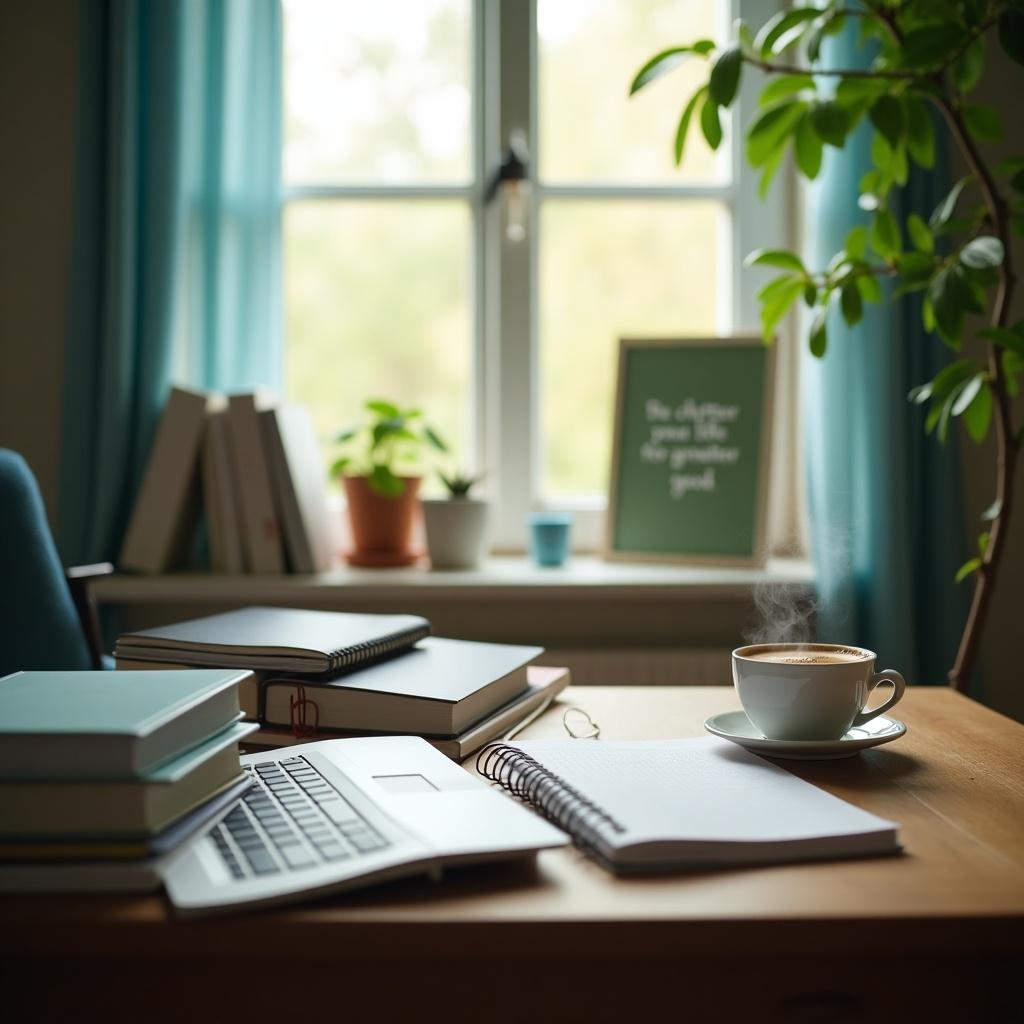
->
<box><xmin>3</xmin><ymin>687</ymin><xmax>1023</xmax><ymax>1022</ymax></box>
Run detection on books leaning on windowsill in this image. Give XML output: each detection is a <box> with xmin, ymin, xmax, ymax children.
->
<box><xmin>114</xmin><ymin>607</ymin><xmax>569</xmax><ymax>761</ymax></box>
<box><xmin>119</xmin><ymin>386</ymin><xmax>335</xmax><ymax>575</ymax></box>
<box><xmin>0</xmin><ymin>669</ymin><xmax>257</xmax><ymax>891</ymax></box>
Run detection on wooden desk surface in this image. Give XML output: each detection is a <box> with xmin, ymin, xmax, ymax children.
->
<box><xmin>4</xmin><ymin>686</ymin><xmax>1023</xmax><ymax>1020</ymax></box>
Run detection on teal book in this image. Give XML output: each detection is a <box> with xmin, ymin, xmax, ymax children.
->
<box><xmin>0</xmin><ymin>720</ymin><xmax>257</xmax><ymax>838</ymax></box>
<box><xmin>0</xmin><ymin>669</ymin><xmax>251</xmax><ymax>780</ymax></box>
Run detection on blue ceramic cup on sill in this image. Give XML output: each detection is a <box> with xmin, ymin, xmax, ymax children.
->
<box><xmin>529</xmin><ymin>512</ymin><xmax>572</xmax><ymax>567</ymax></box>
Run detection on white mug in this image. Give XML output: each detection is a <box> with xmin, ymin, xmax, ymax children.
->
<box><xmin>732</xmin><ymin>643</ymin><xmax>906</xmax><ymax>741</ymax></box>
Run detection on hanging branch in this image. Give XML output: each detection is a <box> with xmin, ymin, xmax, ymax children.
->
<box><xmin>632</xmin><ymin>0</ymin><xmax>1024</xmax><ymax>691</ymax></box>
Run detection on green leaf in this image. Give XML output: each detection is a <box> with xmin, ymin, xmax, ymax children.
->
<box><xmin>903</xmin><ymin>96</ymin><xmax>935</xmax><ymax>169</ymax></box>
<box><xmin>871</xmin><ymin>209</ymin><xmax>900</xmax><ymax>258</ymax></box>
<box><xmin>754</xmin><ymin>7</ymin><xmax>822</xmax><ymax>57</ymax></box>
<box><xmin>759</xmin><ymin>75</ymin><xmax>815</xmax><ymax>107</ymax></box>
<box><xmin>747</xmin><ymin>101</ymin><xmax>806</xmax><ymax>167</ymax></box>
<box><xmin>955</xmin><ymin>557</ymin><xmax>982</xmax><ymax>583</ymax></box>
<box><xmin>1004</xmin><ymin>351</ymin><xmax>1023</xmax><ymax>396</ymax></box>
<box><xmin>840</xmin><ymin>283</ymin><xmax>863</xmax><ymax>326</ymax></box>
<box><xmin>980</xmin><ymin>325</ymin><xmax>1024</xmax><ymax>353</ymax></box>
<box><xmin>978</xmin><ymin>531</ymin><xmax>990</xmax><ymax>557</ymax></box>
<box><xmin>629</xmin><ymin>45</ymin><xmax>711</xmax><ymax>95</ymax></box>
<box><xmin>365</xmin><ymin>399</ymin><xmax>400</xmax><ymax>419</ymax></box>
<box><xmin>951</xmin><ymin>373</ymin><xmax>984</xmax><ymax>417</ymax></box>
<box><xmin>700</xmin><ymin>96</ymin><xmax>723</xmax><ymax>150</ymax></box>
<box><xmin>334</xmin><ymin>427</ymin><xmax>358</xmax><ymax>444</ymax></box>
<box><xmin>895</xmin><ymin>251</ymin><xmax>937</xmax><ymax>283</ymax></box>
<box><xmin>794</xmin><ymin>113</ymin><xmax>823</xmax><ymax>179</ymax></box>
<box><xmin>709</xmin><ymin>46</ymin><xmax>742</xmax><ymax>107</ymax></box>
<box><xmin>952</xmin><ymin>35</ymin><xmax>985</xmax><ymax>93</ymax></box>
<box><xmin>803</xmin><ymin>282</ymin><xmax>819</xmax><ymax>307</ymax></box>
<box><xmin>758</xmin><ymin>142</ymin><xmax>788</xmax><ymax>198</ymax></box>
<box><xmin>744</xmin><ymin>249</ymin><xmax>806</xmax><ymax>272</ymax></box>
<box><xmin>930</xmin><ymin>269</ymin><xmax>966</xmax><ymax>345</ymax></box>
<box><xmin>673</xmin><ymin>87</ymin><xmax>706</xmax><ymax>165</ymax></box>
<box><xmin>423</xmin><ymin>425</ymin><xmax>448</xmax><ymax>452</ymax></box>
<box><xmin>930</xmin><ymin>177</ymin><xmax>971</xmax><ymax>230</ymax></box>
<box><xmin>964</xmin><ymin>104</ymin><xmax>1002</xmax><ymax>141</ymax></box>
<box><xmin>962</xmin><ymin>378</ymin><xmax>993</xmax><ymax>442</ymax></box>
<box><xmin>845</xmin><ymin>226</ymin><xmax>868</xmax><ymax>261</ymax></box>
<box><xmin>329</xmin><ymin>456</ymin><xmax>351</xmax><ymax>478</ymax></box>
<box><xmin>810</xmin><ymin>100</ymin><xmax>849</xmax><ymax>147</ymax></box>
<box><xmin>902</xmin><ymin>26</ymin><xmax>964</xmax><ymax>69</ymax></box>
<box><xmin>857</xmin><ymin>275</ymin><xmax>883</xmax><ymax>304</ymax></box>
<box><xmin>369</xmin><ymin>464</ymin><xmax>405</xmax><ymax>497</ymax></box>
<box><xmin>869</xmin><ymin>96</ymin><xmax>904</xmax><ymax>149</ymax></box>
<box><xmin>908</xmin><ymin>382</ymin><xmax>932</xmax><ymax>405</ymax></box>
<box><xmin>998</xmin><ymin>10</ymin><xmax>1024</xmax><ymax>68</ymax></box>
<box><xmin>928</xmin><ymin>358</ymin><xmax>978</xmax><ymax>404</ymax></box>
<box><xmin>759</xmin><ymin>277</ymin><xmax>804</xmax><ymax>342</ymax></box>
<box><xmin>960</xmin><ymin>236</ymin><xmax>1004</xmax><ymax>269</ymax></box>
<box><xmin>981</xmin><ymin>498</ymin><xmax>1002</xmax><ymax>522</ymax></box>
<box><xmin>907</xmin><ymin>213</ymin><xmax>934</xmax><ymax>253</ymax></box>
<box><xmin>809</xmin><ymin>309</ymin><xmax>828</xmax><ymax>357</ymax></box>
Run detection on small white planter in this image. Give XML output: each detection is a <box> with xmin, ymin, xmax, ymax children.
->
<box><xmin>422</xmin><ymin>498</ymin><xmax>489</xmax><ymax>570</ymax></box>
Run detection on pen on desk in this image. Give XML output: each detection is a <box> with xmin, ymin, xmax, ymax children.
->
<box><xmin>502</xmin><ymin>696</ymin><xmax>555</xmax><ymax>741</ymax></box>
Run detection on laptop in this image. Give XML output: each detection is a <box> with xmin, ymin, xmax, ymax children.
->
<box><xmin>161</xmin><ymin>735</ymin><xmax>568</xmax><ymax>915</ymax></box>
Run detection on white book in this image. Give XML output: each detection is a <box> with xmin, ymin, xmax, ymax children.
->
<box><xmin>259</xmin><ymin>405</ymin><xmax>333</xmax><ymax>573</ymax></box>
<box><xmin>225</xmin><ymin>392</ymin><xmax>284</xmax><ymax>573</ymax></box>
<box><xmin>119</xmin><ymin>386</ymin><xmax>209</xmax><ymax>573</ymax></box>
<box><xmin>201</xmin><ymin>404</ymin><xmax>246</xmax><ymax>573</ymax></box>
<box><xmin>478</xmin><ymin>737</ymin><xmax>900</xmax><ymax>873</ymax></box>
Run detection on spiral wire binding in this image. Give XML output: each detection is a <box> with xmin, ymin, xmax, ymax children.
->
<box><xmin>476</xmin><ymin>743</ymin><xmax>625</xmax><ymax>859</ymax></box>
<box><xmin>327</xmin><ymin>623</ymin><xmax>431</xmax><ymax>672</ymax></box>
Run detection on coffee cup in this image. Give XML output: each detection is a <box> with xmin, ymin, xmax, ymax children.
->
<box><xmin>731</xmin><ymin>643</ymin><xmax>906</xmax><ymax>741</ymax></box>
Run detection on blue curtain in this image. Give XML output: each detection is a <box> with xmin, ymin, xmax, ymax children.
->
<box><xmin>804</xmin><ymin>33</ymin><xmax>969</xmax><ymax>688</ymax></box>
<box><xmin>60</xmin><ymin>0</ymin><xmax>282</xmax><ymax>564</ymax></box>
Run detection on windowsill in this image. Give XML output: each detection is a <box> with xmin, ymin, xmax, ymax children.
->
<box><xmin>92</xmin><ymin>555</ymin><xmax>814</xmax><ymax>603</ymax></box>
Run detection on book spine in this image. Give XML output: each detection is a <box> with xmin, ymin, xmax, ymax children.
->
<box><xmin>475</xmin><ymin>744</ymin><xmax>625</xmax><ymax>856</ymax></box>
<box><xmin>327</xmin><ymin>624</ymin><xmax>432</xmax><ymax>672</ymax></box>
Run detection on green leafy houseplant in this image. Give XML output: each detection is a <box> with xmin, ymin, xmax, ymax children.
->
<box><xmin>330</xmin><ymin>399</ymin><xmax>448</xmax><ymax>497</ymax></box>
<box><xmin>632</xmin><ymin>1</ymin><xmax>1023</xmax><ymax>692</ymax></box>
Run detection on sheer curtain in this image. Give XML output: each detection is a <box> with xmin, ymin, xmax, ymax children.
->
<box><xmin>803</xmin><ymin>33</ymin><xmax>968</xmax><ymax>687</ymax></box>
<box><xmin>59</xmin><ymin>0</ymin><xmax>282</xmax><ymax>563</ymax></box>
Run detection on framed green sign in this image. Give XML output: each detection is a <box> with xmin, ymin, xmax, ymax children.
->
<box><xmin>605</xmin><ymin>336</ymin><xmax>775</xmax><ymax>566</ymax></box>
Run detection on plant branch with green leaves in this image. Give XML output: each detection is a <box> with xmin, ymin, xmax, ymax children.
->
<box><xmin>331</xmin><ymin>399</ymin><xmax>448</xmax><ymax>497</ymax></box>
<box><xmin>632</xmin><ymin>0</ymin><xmax>1024</xmax><ymax>692</ymax></box>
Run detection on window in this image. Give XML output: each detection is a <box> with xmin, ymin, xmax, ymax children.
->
<box><xmin>282</xmin><ymin>0</ymin><xmax>788</xmax><ymax>552</ymax></box>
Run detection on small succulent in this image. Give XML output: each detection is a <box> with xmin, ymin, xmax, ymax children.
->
<box><xmin>439</xmin><ymin>469</ymin><xmax>484</xmax><ymax>498</ymax></box>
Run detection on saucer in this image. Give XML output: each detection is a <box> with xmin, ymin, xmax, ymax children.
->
<box><xmin>703</xmin><ymin>710</ymin><xmax>906</xmax><ymax>760</ymax></box>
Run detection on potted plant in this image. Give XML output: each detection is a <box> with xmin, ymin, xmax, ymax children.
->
<box><xmin>422</xmin><ymin>470</ymin><xmax>489</xmax><ymax>570</ymax></box>
<box><xmin>632</xmin><ymin>3</ymin><xmax>1024</xmax><ymax>692</ymax></box>
<box><xmin>330</xmin><ymin>399</ymin><xmax>447</xmax><ymax>567</ymax></box>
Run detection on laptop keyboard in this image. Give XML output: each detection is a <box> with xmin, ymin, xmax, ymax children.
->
<box><xmin>209</xmin><ymin>755</ymin><xmax>391</xmax><ymax>881</ymax></box>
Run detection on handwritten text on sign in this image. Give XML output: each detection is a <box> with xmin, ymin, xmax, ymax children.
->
<box><xmin>640</xmin><ymin>397</ymin><xmax>741</xmax><ymax>499</ymax></box>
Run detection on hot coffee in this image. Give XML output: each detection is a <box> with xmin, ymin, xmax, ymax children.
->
<box><xmin>743</xmin><ymin>645</ymin><xmax>865</xmax><ymax>666</ymax></box>
<box><xmin>732</xmin><ymin>642</ymin><xmax>906</xmax><ymax>741</ymax></box>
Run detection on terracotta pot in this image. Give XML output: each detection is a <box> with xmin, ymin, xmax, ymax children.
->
<box><xmin>342</xmin><ymin>475</ymin><xmax>422</xmax><ymax>567</ymax></box>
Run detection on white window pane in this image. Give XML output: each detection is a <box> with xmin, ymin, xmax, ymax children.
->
<box><xmin>284</xmin><ymin>200</ymin><xmax>473</xmax><ymax>476</ymax></box>
<box><xmin>539</xmin><ymin>199</ymin><xmax>728</xmax><ymax>500</ymax></box>
<box><xmin>283</xmin><ymin>0</ymin><xmax>472</xmax><ymax>185</ymax></box>
<box><xmin>538</xmin><ymin>0</ymin><xmax>725</xmax><ymax>184</ymax></box>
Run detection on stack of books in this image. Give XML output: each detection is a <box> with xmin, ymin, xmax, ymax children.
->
<box><xmin>0</xmin><ymin>669</ymin><xmax>257</xmax><ymax>891</ymax></box>
<box><xmin>119</xmin><ymin>386</ymin><xmax>333</xmax><ymax>575</ymax></box>
<box><xmin>115</xmin><ymin>607</ymin><xmax>571</xmax><ymax>761</ymax></box>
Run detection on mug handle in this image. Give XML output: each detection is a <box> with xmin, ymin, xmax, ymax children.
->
<box><xmin>851</xmin><ymin>669</ymin><xmax>906</xmax><ymax>728</ymax></box>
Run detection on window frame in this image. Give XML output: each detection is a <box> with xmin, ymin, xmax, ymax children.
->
<box><xmin>281</xmin><ymin>0</ymin><xmax>795</xmax><ymax>555</ymax></box>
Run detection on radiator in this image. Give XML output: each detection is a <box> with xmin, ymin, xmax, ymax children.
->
<box><xmin>537</xmin><ymin>648</ymin><xmax>732</xmax><ymax>687</ymax></box>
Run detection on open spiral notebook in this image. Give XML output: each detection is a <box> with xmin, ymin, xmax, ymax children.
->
<box><xmin>477</xmin><ymin>737</ymin><xmax>900</xmax><ymax>874</ymax></box>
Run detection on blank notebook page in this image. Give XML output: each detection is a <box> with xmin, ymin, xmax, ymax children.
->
<box><xmin>512</xmin><ymin>737</ymin><xmax>896</xmax><ymax>847</ymax></box>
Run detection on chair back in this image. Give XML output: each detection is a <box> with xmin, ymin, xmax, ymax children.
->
<box><xmin>0</xmin><ymin>449</ymin><xmax>94</xmax><ymax>677</ymax></box>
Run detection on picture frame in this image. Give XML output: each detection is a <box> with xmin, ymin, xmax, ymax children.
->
<box><xmin>604</xmin><ymin>335</ymin><xmax>775</xmax><ymax>567</ymax></box>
